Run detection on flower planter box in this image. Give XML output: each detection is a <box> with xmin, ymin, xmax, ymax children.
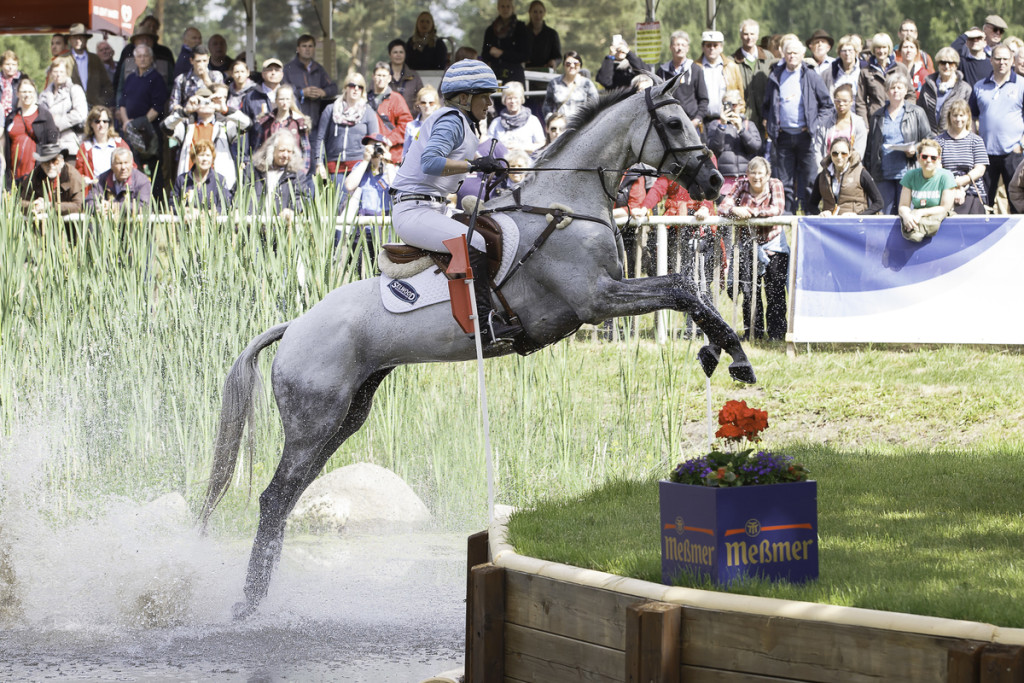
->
<box><xmin>659</xmin><ymin>479</ymin><xmax>818</xmax><ymax>585</ymax></box>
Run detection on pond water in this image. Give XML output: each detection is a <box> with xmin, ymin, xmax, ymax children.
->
<box><xmin>0</xmin><ymin>471</ymin><xmax>466</xmax><ymax>682</ymax></box>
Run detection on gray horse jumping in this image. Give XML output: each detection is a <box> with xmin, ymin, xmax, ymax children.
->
<box><xmin>200</xmin><ymin>74</ymin><xmax>755</xmax><ymax>618</ymax></box>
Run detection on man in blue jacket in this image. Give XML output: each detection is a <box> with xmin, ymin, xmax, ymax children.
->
<box><xmin>763</xmin><ymin>38</ymin><xmax>835</xmax><ymax>213</ymax></box>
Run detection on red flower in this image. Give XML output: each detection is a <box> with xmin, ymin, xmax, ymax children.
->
<box><xmin>716</xmin><ymin>400</ymin><xmax>769</xmax><ymax>443</ymax></box>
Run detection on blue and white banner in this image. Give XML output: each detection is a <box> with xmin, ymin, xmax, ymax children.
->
<box><xmin>794</xmin><ymin>216</ymin><xmax>1024</xmax><ymax>344</ymax></box>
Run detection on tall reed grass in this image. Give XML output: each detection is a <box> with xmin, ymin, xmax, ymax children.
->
<box><xmin>0</xmin><ymin>190</ymin><xmax>717</xmax><ymax>533</ymax></box>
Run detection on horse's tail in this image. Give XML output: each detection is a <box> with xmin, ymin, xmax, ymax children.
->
<box><xmin>199</xmin><ymin>322</ymin><xmax>290</xmax><ymax>531</ymax></box>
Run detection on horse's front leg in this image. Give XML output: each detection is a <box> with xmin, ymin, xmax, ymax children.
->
<box><xmin>583</xmin><ymin>274</ymin><xmax>755</xmax><ymax>383</ymax></box>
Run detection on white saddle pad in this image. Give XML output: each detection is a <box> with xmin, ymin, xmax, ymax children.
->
<box><xmin>380</xmin><ymin>213</ymin><xmax>521</xmax><ymax>314</ymax></box>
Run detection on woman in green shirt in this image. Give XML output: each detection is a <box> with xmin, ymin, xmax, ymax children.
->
<box><xmin>897</xmin><ymin>138</ymin><xmax>956</xmax><ymax>242</ymax></box>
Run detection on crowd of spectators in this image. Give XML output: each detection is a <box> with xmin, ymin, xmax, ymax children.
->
<box><xmin>4</xmin><ymin>5</ymin><xmax>1024</xmax><ymax>340</ymax></box>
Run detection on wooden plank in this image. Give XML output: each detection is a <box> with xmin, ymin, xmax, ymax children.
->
<box><xmin>625</xmin><ymin>601</ymin><xmax>681</xmax><ymax>683</ymax></box>
<box><xmin>680</xmin><ymin>607</ymin><xmax>980</xmax><ymax>682</ymax></box>
<box><xmin>504</xmin><ymin>570</ymin><xmax>635</xmax><ymax>650</ymax></box>
<box><xmin>980</xmin><ymin>644</ymin><xmax>1024</xmax><ymax>683</ymax></box>
<box><xmin>948</xmin><ymin>641</ymin><xmax>985</xmax><ymax>683</ymax></box>
<box><xmin>470</xmin><ymin>563</ymin><xmax>505</xmax><ymax>683</ymax></box>
<box><xmin>465</xmin><ymin>531</ymin><xmax>489</xmax><ymax>683</ymax></box>
<box><xmin>679</xmin><ymin>665</ymin><xmax>807</xmax><ymax>682</ymax></box>
<box><xmin>506</xmin><ymin>622</ymin><xmax>624</xmax><ymax>683</ymax></box>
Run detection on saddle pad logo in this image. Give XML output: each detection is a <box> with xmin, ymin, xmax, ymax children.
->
<box><xmin>388</xmin><ymin>279</ymin><xmax>420</xmax><ymax>304</ymax></box>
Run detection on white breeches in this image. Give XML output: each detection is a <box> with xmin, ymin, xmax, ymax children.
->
<box><xmin>392</xmin><ymin>200</ymin><xmax>486</xmax><ymax>252</ymax></box>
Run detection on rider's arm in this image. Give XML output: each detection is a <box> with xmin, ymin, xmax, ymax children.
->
<box><xmin>420</xmin><ymin>113</ymin><xmax>471</xmax><ymax>177</ymax></box>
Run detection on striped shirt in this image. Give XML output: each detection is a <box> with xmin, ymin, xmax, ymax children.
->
<box><xmin>936</xmin><ymin>131</ymin><xmax>989</xmax><ymax>200</ymax></box>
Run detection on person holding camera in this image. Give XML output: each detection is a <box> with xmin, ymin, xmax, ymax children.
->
<box><xmin>596</xmin><ymin>35</ymin><xmax>646</xmax><ymax>91</ymax></box>
<box><xmin>344</xmin><ymin>132</ymin><xmax>394</xmax><ymax>217</ymax></box>
<box><xmin>707</xmin><ymin>89</ymin><xmax>762</xmax><ymax>195</ymax></box>
<box><xmin>163</xmin><ymin>85</ymin><xmax>250</xmax><ymax>190</ymax></box>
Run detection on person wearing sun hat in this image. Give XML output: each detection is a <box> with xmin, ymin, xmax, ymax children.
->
<box><xmin>806</xmin><ymin>29</ymin><xmax>835</xmax><ymax>79</ymax></box>
<box><xmin>66</xmin><ymin>23</ymin><xmax>114</xmax><ymax>108</ymax></box>
<box><xmin>19</xmin><ymin>141</ymin><xmax>85</xmax><ymax>216</ymax></box>
<box><xmin>391</xmin><ymin>59</ymin><xmax>522</xmax><ymax>347</ymax></box>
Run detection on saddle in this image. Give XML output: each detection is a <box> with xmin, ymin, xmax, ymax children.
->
<box><xmin>381</xmin><ymin>213</ymin><xmax>505</xmax><ymax>278</ymax></box>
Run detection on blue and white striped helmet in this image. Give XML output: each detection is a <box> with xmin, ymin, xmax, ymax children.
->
<box><xmin>439</xmin><ymin>59</ymin><xmax>504</xmax><ymax>97</ymax></box>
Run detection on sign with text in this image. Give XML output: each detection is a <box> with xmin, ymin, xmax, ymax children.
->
<box><xmin>794</xmin><ymin>216</ymin><xmax>1024</xmax><ymax>344</ymax></box>
<box><xmin>635</xmin><ymin>22</ymin><xmax>662</xmax><ymax>66</ymax></box>
<box><xmin>660</xmin><ymin>480</ymin><xmax>818</xmax><ymax>585</ymax></box>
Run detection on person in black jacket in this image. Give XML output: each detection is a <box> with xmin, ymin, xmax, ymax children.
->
<box><xmin>654</xmin><ymin>31</ymin><xmax>709</xmax><ymax>123</ymax></box>
<box><xmin>481</xmin><ymin>0</ymin><xmax>529</xmax><ymax>85</ymax></box>
<box><xmin>917</xmin><ymin>48</ymin><xmax>973</xmax><ymax>134</ymax></box>
<box><xmin>707</xmin><ymin>89</ymin><xmax>763</xmax><ymax>193</ymax></box>
<box><xmin>596</xmin><ymin>35</ymin><xmax>647</xmax><ymax>91</ymax></box>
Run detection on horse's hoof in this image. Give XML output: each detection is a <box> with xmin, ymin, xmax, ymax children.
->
<box><xmin>232</xmin><ymin>600</ymin><xmax>256</xmax><ymax>621</ymax></box>
<box><xmin>728</xmin><ymin>361</ymin><xmax>757</xmax><ymax>384</ymax></box>
<box><xmin>697</xmin><ymin>345</ymin><xmax>720</xmax><ymax>378</ymax></box>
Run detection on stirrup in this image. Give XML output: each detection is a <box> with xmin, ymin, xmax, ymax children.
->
<box><xmin>486</xmin><ymin>311</ymin><xmax>523</xmax><ymax>343</ymax></box>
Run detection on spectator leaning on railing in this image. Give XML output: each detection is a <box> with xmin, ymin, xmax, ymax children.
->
<box><xmin>19</xmin><ymin>141</ymin><xmax>84</xmax><ymax>217</ymax></box>
<box><xmin>86</xmin><ymin>146</ymin><xmax>152</xmax><ymax>215</ymax></box>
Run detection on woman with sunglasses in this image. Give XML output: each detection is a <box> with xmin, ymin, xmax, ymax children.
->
<box><xmin>314</xmin><ymin>72</ymin><xmax>379</xmax><ymax>212</ymax></box>
<box><xmin>76</xmin><ymin>105</ymin><xmax>132</xmax><ymax>195</ymax></box>
<box><xmin>935</xmin><ymin>100</ymin><xmax>988</xmax><ymax>214</ymax></box>
<box><xmin>897</xmin><ymin>139</ymin><xmax>956</xmax><ymax>242</ymax></box>
<box><xmin>541</xmin><ymin>51</ymin><xmax>597</xmax><ymax>123</ymax></box>
<box><xmin>917</xmin><ymin>47</ymin><xmax>972</xmax><ymax>134</ymax></box>
<box><xmin>808</xmin><ymin>136</ymin><xmax>882</xmax><ymax>215</ymax></box>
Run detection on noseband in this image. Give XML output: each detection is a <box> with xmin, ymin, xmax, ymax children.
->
<box><xmin>640</xmin><ymin>88</ymin><xmax>715</xmax><ymax>191</ymax></box>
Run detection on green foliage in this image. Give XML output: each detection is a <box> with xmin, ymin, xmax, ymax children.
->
<box><xmin>2</xmin><ymin>35</ymin><xmax>53</xmax><ymax>84</ymax></box>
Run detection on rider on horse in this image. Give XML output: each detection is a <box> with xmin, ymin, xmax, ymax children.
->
<box><xmin>390</xmin><ymin>59</ymin><xmax>523</xmax><ymax>347</ymax></box>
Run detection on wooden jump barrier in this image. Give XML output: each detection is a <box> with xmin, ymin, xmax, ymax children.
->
<box><xmin>466</xmin><ymin>528</ymin><xmax>1024</xmax><ymax>683</ymax></box>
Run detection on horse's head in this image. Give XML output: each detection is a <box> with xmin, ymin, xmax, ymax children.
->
<box><xmin>634</xmin><ymin>75</ymin><xmax>723</xmax><ymax>201</ymax></box>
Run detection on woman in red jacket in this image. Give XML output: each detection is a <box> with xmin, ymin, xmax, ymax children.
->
<box><xmin>76</xmin><ymin>105</ymin><xmax>132</xmax><ymax>196</ymax></box>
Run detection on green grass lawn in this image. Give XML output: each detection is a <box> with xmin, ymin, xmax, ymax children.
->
<box><xmin>507</xmin><ymin>443</ymin><xmax>1024</xmax><ymax>628</ymax></box>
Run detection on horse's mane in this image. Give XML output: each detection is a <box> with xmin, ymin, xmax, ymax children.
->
<box><xmin>531</xmin><ymin>87</ymin><xmax>638</xmax><ymax>167</ymax></box>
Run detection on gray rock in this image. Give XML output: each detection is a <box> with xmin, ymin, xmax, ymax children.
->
<box><xmin>290</xmin><ymin>463</ymin><xmax>431</xmax><ymax>533</ymax></box>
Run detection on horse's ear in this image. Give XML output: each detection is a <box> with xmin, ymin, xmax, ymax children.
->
<box><xmin>651</xmin><ymin>71</ymin><xmax>682</xmax><ymax>99</ymax></box>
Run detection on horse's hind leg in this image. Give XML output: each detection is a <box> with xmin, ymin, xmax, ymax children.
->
<box><xmin>584</xmin><ymin>274</ymin><xmax>755</xmax><ymax>383</ymax></box>
<box><xmin>234</xmin><ymin>367</ymin><xmax>394</xmax><ymax>619</ymax></box>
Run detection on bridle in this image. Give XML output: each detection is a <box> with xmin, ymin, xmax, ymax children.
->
<box><xmin>637</xmin><ymin>87</ymin><xmax>716</xmax><ymax>196</ymax></box>
<box><xmin>497</xmin><ymin>86</ymin><xmax>717</xmax><ymax>202</ymax></box>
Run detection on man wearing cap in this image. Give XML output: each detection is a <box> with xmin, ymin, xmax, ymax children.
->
<box><xmin>249</xmin><ymin>58</ymin><xmax>285</xmax><ymax>123</ymax></box>
<box><xmin>732</xmin><ymin>20</ymin><xmax>772</xmax><ymax>140</ymax></box>
<box><xmin>19</xmin><ymin>142</ymin><xmax>84</xmax><ymax>217</ymax></box>
<box><xmin>169</xmin><ymin>46</ymin><xmax>224</xmax><ymax>114</ymax></box>
<box><xmin>391</xmin><ymin>59</ymin><xmax>522</xmax><ymax>347</ymax></box>
<box><xmin>283</xmin><ymin>34</ymin><xmax>337</xmax><ymax>131</ymax></box>
<box><xmin>86</xmin><ymin>146</ymin><xmax>152</xmax><ymax>214</ymax></box>
<box><xmin>700</xmin><ymin>30</ymin><xmax>743</xmax><ymax>121</ymax></box>
<box><xmin>66</xmin><ymin>24</ymin><xmax>114</xmax><ymax>109</ymax></box>
<box><xmin>807</xmin><ymin>30</ymin><xmax>834</xmax><ymax>79</ymax></box>
<box><xmin>656</xmin><ymin>31</ymin><xmax>709</xmax><ymax>123</ymax></box>
<box><xmin>969</xmin><ymin>44</ymin><xmax>1024</xmax><ymax>209</ymax></box>
<box><xmin>763</xmin><ymin>38</ymin><xmax>835</xmax><ymax>213</ymax></box>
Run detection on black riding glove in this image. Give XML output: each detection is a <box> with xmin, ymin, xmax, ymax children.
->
<box><xmin>468</xmin><ymin>156</ymin><xmax>507</xmax><ymax>175</ymax></box>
